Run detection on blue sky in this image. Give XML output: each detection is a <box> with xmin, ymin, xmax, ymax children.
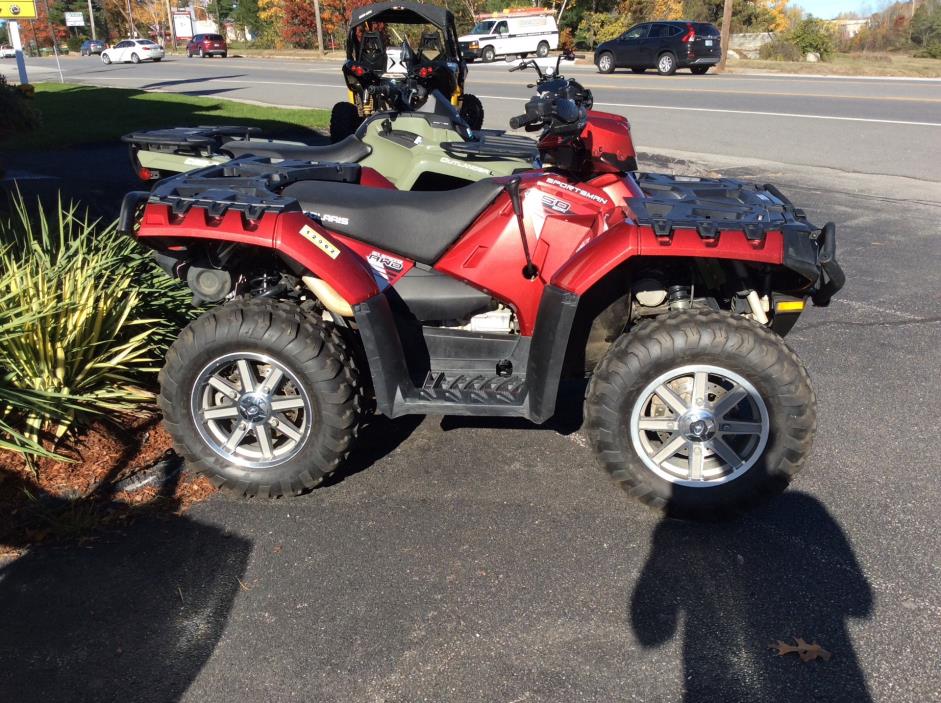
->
<box><xmin>795</xmin><ymin>0</ymin><xmax>877</xmax><ymax>19</ymax></box>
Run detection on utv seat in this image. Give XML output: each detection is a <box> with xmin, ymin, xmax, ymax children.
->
<box><xmin>282</xmin><ymin>178</ymin><xmax>504</xmax><ymax>264</ymax></box>
<box><xmin>359</xmin><ymin>31</ymin><xmax>387</xmax><ymax>74</ymax></box>
<box><xmin>221</xmin><ymin>134</ymin><xmax>372</xmax><ymax>163</ymax></box>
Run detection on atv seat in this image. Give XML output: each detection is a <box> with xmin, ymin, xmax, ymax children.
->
<box><xmin>282</xmin><ymin>179</ymin><xmax>504</xmax><ymax>264</ymax></box>
<box><xmin>419</xmin><ymin>31</ymin><xmax>443</xmax><ymax>62</ymax></box>
<box><xmin>221</xmin><ymin>134</ymin><xmax>372</xmax><ymax>163</ymax></box>
<box><xmin>358</xmin><ymin>31</ymin><xmax>387</xmax><ymax>73</ymax></box>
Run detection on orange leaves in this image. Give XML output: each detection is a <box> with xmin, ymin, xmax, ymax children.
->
<box><xmin>769</xmin><ymin>638</ymin><xmax>832</xmax><ymax>663</ymax></box>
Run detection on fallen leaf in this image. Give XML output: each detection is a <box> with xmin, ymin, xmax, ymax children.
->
<box><xmin>770</xmin><ymin>637</ymin><xmax>832</xmax><ymax>662</ymax></box>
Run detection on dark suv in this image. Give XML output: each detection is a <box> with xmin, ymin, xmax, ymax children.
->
<box><xmin>186</xmin><ymin>34</ymin><xmax>227</xmax><ymax>58</ymax></box>
<box><xmin>595</xmin><ymin>21</ymin><xmax>721</xmax><ymax>75</ymax></box>
<box><xmin>80</xmin><ymin>39</ymin><xmax>106</xmax><ymax>56</ymax></box>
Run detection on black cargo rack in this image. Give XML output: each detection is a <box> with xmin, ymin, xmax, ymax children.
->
<box><xmin>143</xmin><ymin>157</ymin><xmax>361</xmax><ymax>220</ymax></box>
<box><xmin>627</xmin><ymin>173</ymin><xmax>815</xmax><ymax>241</ymax></box>
<box><xmin>121</xmin><ymin>125</ymin><xmax>262</xmax><ymax>150</ymax></box>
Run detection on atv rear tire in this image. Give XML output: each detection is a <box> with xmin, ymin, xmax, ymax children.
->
<box><xmin>159</xmin><ymin>299</ymin><xmax>363</xmax><ymax>497</ymax></box>
<box><xmin>329</xmin><ymin>101</ymin><xmax>362</xmax><ymax>143</ymax></box>
<box><xmin>586</xmin><ymin>310</ymin><xmax>816</xmax><ymax>517</ymax></box>
<box><xmin>460</xmin><ymin>94</ymin><xmax>485</xmax><ymax>131</ymax></box>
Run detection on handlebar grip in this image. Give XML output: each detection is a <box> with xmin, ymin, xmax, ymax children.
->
<box><xmin>510</xmin><ymin>114</ymin><xmax>534</xmax><ymax>129</ymax></box>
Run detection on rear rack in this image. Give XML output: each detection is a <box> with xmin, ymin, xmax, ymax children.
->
<box><xmin>121</xmin><ymin>125</ymin><xmax>262</xmax><ymax>150</ymax></box>
<box><xmin>627</xmin><ymin>173</ymin><xmax>815</xmax><ymax>241</ymax></box>
<box><xmin>127</xmin><ymin>157</ymin><xmax>360</xmax><ymax>223</ymax></box>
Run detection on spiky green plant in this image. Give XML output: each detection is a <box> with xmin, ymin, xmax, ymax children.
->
<box><xmin>0</xmin><ymin>192</ymin><xmax>191</xmax><ymax>450</ymax></box>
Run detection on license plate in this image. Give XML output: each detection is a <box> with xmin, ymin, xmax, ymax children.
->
<box><xmin>705</xmin><ymin>39</ymin><xmax>713</xmax><ymax>46</ymax></box>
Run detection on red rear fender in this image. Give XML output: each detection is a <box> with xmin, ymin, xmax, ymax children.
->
<box><xmin>137</xmin><ymin>204</ymin><xmax>379</xmax><ymax>305</ymax></box>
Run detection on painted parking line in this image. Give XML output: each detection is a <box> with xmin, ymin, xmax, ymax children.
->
<box><xmin>476</xmin><ymin>94</ymin><xmax>941</xmax><ymax>127</ymax></box>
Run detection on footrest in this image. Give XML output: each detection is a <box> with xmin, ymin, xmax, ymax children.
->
<box><xmin>419</xmin><ymin>371</ymin><xmax>527</xmax><ymax>405</ymax></box>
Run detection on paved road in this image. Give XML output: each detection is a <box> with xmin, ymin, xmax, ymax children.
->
<box><xmin>5</xmin><ymin>54</ymin><xmax>941</xmax><ymax>181</ymax></box>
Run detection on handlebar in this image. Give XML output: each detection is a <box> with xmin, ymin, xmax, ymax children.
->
<box><xmin>509</xmin><ymin>113</ymin><xmax>538</xmax><ymax>130</ymax></box>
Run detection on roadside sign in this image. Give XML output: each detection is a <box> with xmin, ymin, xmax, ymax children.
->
<box><xmin>0</xmin><ymin>1</ymin><xmax>38</xmax><ymax>19</ymax></box>
<box><xmin>64</xmin><ymin>11</ymin><xmax>85</xmax><ymax>27</ymax></box>
<box><xmin>172</xmin><ymin>11</ymin><xmax>193</xmax><ymax>39</ymax></box>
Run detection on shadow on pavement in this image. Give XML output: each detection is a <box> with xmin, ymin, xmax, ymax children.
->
<box><xmin>140</xmin><ymin>74</ymin><xmax>247</xmax><ymax>90</ymax></box>
<box><xmin>0</xmin><ymin>466</ymin><xmax>251</xmax><ymax>703</ymax></box>
<box><xmin>631</xmin><ymin>491</ymin><xmax>873</xmax><ymax>702</ymax></box>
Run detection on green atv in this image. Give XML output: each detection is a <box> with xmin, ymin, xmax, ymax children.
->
<box><xmin>123</xmin><ymin>92</ymin><xmax>537</xmax><ymax>191</ymax></box>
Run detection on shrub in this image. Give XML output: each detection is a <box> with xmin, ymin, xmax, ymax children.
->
<box><xmin>916</xmin><ymin>42</ymin><xmax>941</xmax><ymax>58</ymax></box>
<box><xmin>787</xmin><ymin>17</ymin><xmax>835</xmax><ymax>59</ymax></box>
<box><xmin>0</xmin><ymin>75</ymin><xmax>41</xmax><ymax>140</ymax></box>
<box><xmin>66</xmin><ymin>36</ymin><xmax>86</xmax><ymax>52</ymax></box>
<box><xmin>758</xmin><ymin>38</ymin><xmax>803</xmax><ymax>61</ymax></box>
<box><xmin>575</xmin><ymin>12</ymin><xmax>634</xmax><ymax>50</ymax></box>
<box><xmin>0</xmin><ymin>194</ymin><xmax>192</xmax><ymax>450</ymax></box>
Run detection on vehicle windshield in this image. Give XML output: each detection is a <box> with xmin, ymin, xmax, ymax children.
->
<box><xmin>470</xmin><ymin>21</ymin><xmax>495</xmax><ymax>34</ymax></box>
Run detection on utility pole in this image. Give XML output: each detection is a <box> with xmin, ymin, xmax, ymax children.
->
<box><xmin>166</xmin><ymin>0</ymin><xmax>176</xmax><ymax>46</ymax></box>
<box><xmin>313</xmin><ymin>0</ymin><xmax>325</xmax><ymax>56</ymax></box>
<box><xmin>87</xmin><ymin>0</ymin><xmax>97</xmax><ymax>39</ymax></box>
<box><xmin>717</xmin><ymin>0</ymin><xmax>733</xmax><ymax>72</ymax></box>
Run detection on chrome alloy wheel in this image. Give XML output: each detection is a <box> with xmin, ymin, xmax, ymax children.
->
<box><xmin>191</xmin><ymin>352</ymin><xmax>312</xmax><ymax>469</ymax></box>
<box><xmin>629</xmin><ymin>365</ymin><xmax>770</xmax><ymax>486</ymax></box>
<box><xmin>599</xmin><ymin>54</ymin><xmax>613</xmax><ymax>72</ymax></box>
<box><xmin>658</xmin><ymin>54</ymin><xmax>674</xmax><ymax>73</ymax></box>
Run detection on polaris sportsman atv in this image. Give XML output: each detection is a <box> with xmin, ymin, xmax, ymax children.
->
<box><xmin>122</xmin><ymin>56</ymin><xmax>607</xmax><ymax>191</ymax></box>
<box><xmin>122</xmin><ymin>79</ymin><xmax>844</xmax><ymax>516</ymax></box>
<box><xmin>332</xmin><ymin>1</ymin><xmax>484</xmax><ymax>142</ymax></box>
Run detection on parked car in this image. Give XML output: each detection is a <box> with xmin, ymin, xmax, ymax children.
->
<box><xmin>459</xmin><ymin>9</ymin><xmax>558</xmax><ymax>63</ymax></box>
<box><xmin>0</xmin><ymin>45</ymin><xmax>16</xmax><ymax>58</ymax></box>
<box><xmin>101</xmin><ymin>39</ymin><xmax>165</xmax><ymax>64</ymax></box>
<box><xmin>80</xmin><ymin>39</ymin><xmax>106</xmax><ymax>56</ymax></box>
<box><xmin>186</xmin><ymin>34</ymin><xmax>227</xmax><ymax>58</ymax></box>
<box><xmin>595</xmin><ymin>21</ymin><xmax>721</xmax><ymax>75</ymax></box>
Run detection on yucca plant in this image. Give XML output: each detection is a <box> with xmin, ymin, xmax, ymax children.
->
<box><xmin>0</xmin><ymin>192</ymin><xmax>191</xmax><ymax>449</ymax></box>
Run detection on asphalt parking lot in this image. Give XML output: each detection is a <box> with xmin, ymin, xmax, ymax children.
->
<box><xmin>1</xmin><ymin>145</ymin><xmax>938</xmax><ymax>702</ymax></box>
<box><xmin>1</xmin><ymin>55</ymin><xmax>940</xmax><ymax>703</ymax></box>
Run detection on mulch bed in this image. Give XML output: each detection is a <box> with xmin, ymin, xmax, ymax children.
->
<box><xmin>0</xmin><ymin>414</ymin><xmax>216</xmax><ymax>558</ymax></box>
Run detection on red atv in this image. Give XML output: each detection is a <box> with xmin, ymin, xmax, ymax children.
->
<box><xmin>122</xmin><ymin>74</ymin><xmax>843</xmax><ymax>516</ymax></box>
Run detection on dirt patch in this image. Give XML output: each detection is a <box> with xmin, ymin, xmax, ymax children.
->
<box><xmin>0</xmin><ymin>415</ymin><xmax>215</xmax><ymax>558</ymax></box>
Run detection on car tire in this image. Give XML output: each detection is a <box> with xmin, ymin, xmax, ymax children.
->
<box><xmin>656</xmin><ymin>52</ymin><xmax>677</xmax><ymax>75</ymax></box>
<box><xmin>536</xmin><ymin>41</ymin><xmax>550</xmax><ymax>58</ymax></box>
<box><xmin>221</xmin><ymin>51</ymin><xmax>228</xmax><ymax>58</ymax></box>
<box><xmin>102</xmin><ymin>54</ymin><xmax>111</xmax><ymax>64</ymax></box>
<box><xmin>131</xmin><ymin>52</ymin><xmax>140</xmax><ymax>64</ymax></box>
<box><xmin>597</xmin><ymin>51</ymin><xmax>615</xmax><ymax>74</ymax></box>
<box><xmin>585</xmin><ymin>309</ymin><xmax>816</xmax><ymax>517</ymax></box>
<box><xmin>459</xmin><ymin>93</ymin><xmax>484</xmax><ymax>131</ymax></box>
<box><xmin>153</xmin><ymin>57</ymin><xmax>162</xmax><ymax>62</ymax></box>
<box><xmin>630</xmin><ymin>67</ymin><xmax>646</xmax><ymax>73</ymax></box>
<box><xmin>187</xmin><ymin>50</ymin><xmax>192</xmax><ymax>58</ymax></box>
<box><xmin>691</xmin><ymin>66</ymin><xmax>710</xmax><ymax>75</ymax></box>
<box><xmin>329</xmin><ymin>101</ymin><xmax>362</xmax><ymax>143</ymax></box>
<box><xmin>159</xmin><ymin>299</ymin><xmax>364</xmax><ymax>498</ymax></box>
<box><xmin>481</xmin><ymin>46</ymin><xmax>495</xmax><ymax>63</ymax></box>
<box><xmin>199</xmin><ymin>48</ymin><xmax>205</xmax><ymax>58</ymax></box>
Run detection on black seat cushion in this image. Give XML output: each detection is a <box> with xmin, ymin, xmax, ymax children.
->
<box><xmin>222</xmin><ymin>135</ymin><xmax>372</xmax><ymax>163</ymax></box>
<box><xmin>282</xmin><ymin>179</ymin><xmax>504</xmax><ymax>265</ymax></box>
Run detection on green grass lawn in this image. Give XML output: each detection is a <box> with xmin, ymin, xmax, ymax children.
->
<box><xmin>2</xmin><ymin>83</ymin><xmax>330</xmax><ymax>151</ymax></box>
<box><xmin>728</xmin><ymin>52</ymin><xmax>941</xmax><ymax>77</ymax></box>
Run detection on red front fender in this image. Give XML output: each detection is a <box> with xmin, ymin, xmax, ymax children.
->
<box><xmin>551</xmin><ymin>221</ymin><xmax>786</xmax><ymax>296</ymax></box>
<box><xmin>136</xmin><ymin>204</ymin><xmax>379</xmax><ymax>305</ymax></box>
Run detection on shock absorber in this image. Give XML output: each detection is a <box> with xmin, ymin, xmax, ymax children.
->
<box><xmin>667</xmin><ymin>285</ymin><xmax>692</xmax><ymax>311</ymax></box>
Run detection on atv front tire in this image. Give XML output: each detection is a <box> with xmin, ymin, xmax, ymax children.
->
<box><xmin>586</xmin><ymin>310</ymin><xmax>816</xmax><ymax>516</ymax></box>
<box><xmin>460</xmin><ymin>94</ymin><xmax>485</xmax><ymax>131</ymax></box>
<box><xmin>329</xmin><ymin>101</ymin><xmax>362</xmax><ymax>143</ymax></box>
<box><xmin>159</xmin><ymin>299</ymin><xmax>363</xmax><ymax>497</ymax></box>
